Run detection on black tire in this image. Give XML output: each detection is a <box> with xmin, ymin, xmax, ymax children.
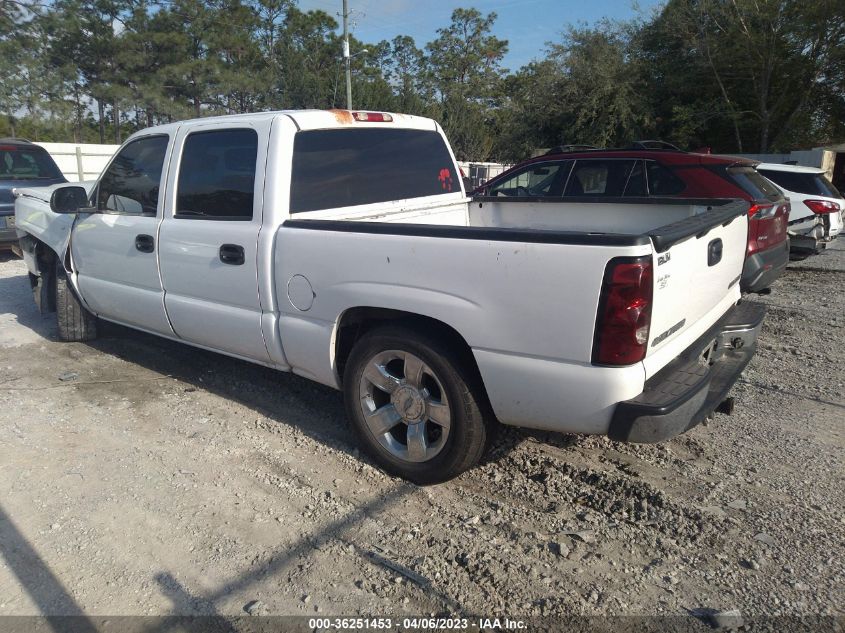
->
<box><xmin>55</xmin><ymin>259</ymin><xmax>97</xmax><ymax>342</ymax></box>
<box><xmin>343</xmin><ymin>325</ymin><xmax>493</xmax><ymax>485</ymax></box>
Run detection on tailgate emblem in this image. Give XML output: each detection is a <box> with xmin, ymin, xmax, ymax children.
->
<box><xmin>652</xmin><ymin>319</ymin><xmax>686</xmax><ymax>347</ymax></box>
<box><xmin>708</xmin><ymin>238</ymin><xmax>723</xmax><ymax>266</ymax></box>
<box><xmin>658</xmin><ymin>252</ymin><xmax>671</xmax><ymax>266</ymax></box>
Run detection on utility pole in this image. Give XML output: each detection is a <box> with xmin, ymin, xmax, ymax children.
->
<box><xmin>343</xmin><ymin>0</ymin><xmax>352</xmax><ymax>110</ymax></box>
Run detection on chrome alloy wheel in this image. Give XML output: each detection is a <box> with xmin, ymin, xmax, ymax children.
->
<box><xmin>358</xmin><ymin>350</ymin><xmax>451</xmax><ymax>463</ymax></box>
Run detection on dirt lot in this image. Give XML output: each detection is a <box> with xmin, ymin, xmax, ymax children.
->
<box><xmin>0</xmin><ymin>240</ymin><xmax>843</xmax><ymax>628</ymax></box>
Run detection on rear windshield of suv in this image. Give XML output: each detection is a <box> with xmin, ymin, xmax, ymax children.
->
<box><xmin>727</xmin><ymin>166</ymin><xmax>782</xmax><ymax>201</ymax></box>
<box><xmin>290</xmin><ymin>128</ymin><xmax>459</xmax><ymax>213</ymax></box>
<box><xmin>0</xmin><ymin>146</ymin><xmax>63</xmax><ymax>180</ymax></box>
<box><xmin>758</xmin><ymin>169</ymin><xmax>842</xmax><ymax>199</ymax></box>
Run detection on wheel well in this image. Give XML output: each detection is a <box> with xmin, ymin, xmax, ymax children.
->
<box><xmin>334</xmin><ymin>307</ymin><xmax>484</xmax><ymax>391</ymax></box>
<box><xmin>20</xmin><ymin>234</ymin><xmax>59</xmax><ymax>311</ymax></box>
<box><xmin>20</xmin><ymin>235</ymin><xmax>58</xmax><ymax>274</ymax></box>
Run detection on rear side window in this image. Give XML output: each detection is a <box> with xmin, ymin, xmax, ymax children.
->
<box><xmin>0</xmin><ymin>146</ymin><xmax>63</xmax><ymax>180</ymax></box>
<box><xmin>489</xmin><ymin>161</ymin><xmax>572</xmax><ymax>196</ymax></box>
<box><xmin>176</xmin><ymin>129</ymin><xmax>258</xmax><ymax>220</ymax></box>
<box><xmin>645</xmin><ymin>161</ymin><xmax>686</xmax><ymax>195</ymax></box>
<box><xmin>97</xmin><ymin>135</ymin><xmax>168</xmax><ymax>215</ymax></box>
<box><xmin>290</xmin><ymin>129</ymin><xmax>458</xmax><ymax>213</ymax></box>
<box><xmin>623</xmin><ymin>160</ymin><xmax>647</xmax><ymax>196</ymax></box>
<box><xmin>565</xmin><ymin>160</ymin><xmax>635</xmax><ymax>196</ymax></box>
<box><xmin>728</xmin><ymin>166</ymin><xmax>781</xmax><ymax>201</ymax></box>
<box><xmin>758</xmin><ymin>169</ymin><xmax>841</xmax><ymax>198</ymax></box>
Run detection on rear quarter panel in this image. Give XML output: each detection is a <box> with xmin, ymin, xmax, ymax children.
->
<box><xmin>272</xmin><ymin>225</ymin><xmax>652</xmax><ymax>432</ymax></box>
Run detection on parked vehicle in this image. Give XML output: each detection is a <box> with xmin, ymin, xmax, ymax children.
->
<box><xmin>756</xmin><ymin>163</ymin><xmax>843</xmax><ymax>255</ymax></box>
<box><xmin>0</xmin><ymin>139</ymin><xmax>66</xmax><ymax>250</ymax></box>
<box><xmin>14</xmin><ymin>111</ymin><xmax>763</xmax><ymax>483</ymax></box>
<box><xmin>475</xmin><ymin>147</ymin><xmax>790</xmax><ymax>294</ymax></box>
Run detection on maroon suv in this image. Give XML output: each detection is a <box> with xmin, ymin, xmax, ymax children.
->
<box><xmin>474</xmin><ymin>148</ymin><xmax>790</xmax><ymax>294</ymax></box>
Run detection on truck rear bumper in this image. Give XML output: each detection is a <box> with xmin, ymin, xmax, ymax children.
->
<box><xmin>608</xmin><ymin>301</ymin><xmax>765</xmax><ymax>443</ymax></box>
<box><xmin>741</xmin><ymin>239</ymin><xmax>789</xmax><ymax>293</ymax></box>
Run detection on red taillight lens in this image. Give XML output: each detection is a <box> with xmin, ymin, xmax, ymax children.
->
<box><xmin>352</xmin><ymin>111</ymin><xmax>393</xmax><ymax>122</ymax></box>
<box><xmin>592</xmin><ymin>256</ymin><xmax>654</xmax><ymax>366</ymax></box>
<box><xmin>748</xmin><ymin>202</ymin><xmax>775</xmax><ymax>218</ymax></box>
<box><xmin>804</xmin><ymin>200</ymin><xmax>840</xmax><ymax>214</ymax></box>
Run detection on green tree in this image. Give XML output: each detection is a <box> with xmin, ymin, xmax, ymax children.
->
<box><xmin>641</xmin><ymin>0</ymin><xmax>845</xmax><ymax>152</ymax></box>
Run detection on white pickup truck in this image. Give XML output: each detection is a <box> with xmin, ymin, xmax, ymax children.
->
<box><xmin>14</xmin><ymin>110</ymin><xmax>764</xmax><ymax>483</ymax></box>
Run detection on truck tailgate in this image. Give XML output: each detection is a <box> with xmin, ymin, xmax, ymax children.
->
<box><xmin>643</xmin><ymin>201</ymin><xmax>748</xmax><ymax>378</ymax></box>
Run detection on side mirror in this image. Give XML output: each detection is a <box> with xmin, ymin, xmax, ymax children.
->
<box><xmin>50</xmin><ymin>186</ymin><xmax>90</xmax><ymax>214</ymax></box>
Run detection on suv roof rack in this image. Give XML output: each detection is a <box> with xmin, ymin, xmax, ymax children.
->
<box><xmin>545</xmin><ymin>144</ymin><xmax>599</xmax><ymax>155</ymax></box>
<box><xmin>627</xmin><ymin>140</ymin><xmax>683</xmax><ymax>151</ymax></box>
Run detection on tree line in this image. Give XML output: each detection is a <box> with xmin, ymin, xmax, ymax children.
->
<box><xmin>1</xmin><ymin>0</ymin><xmax>843</xmax><ymax>161</ymax></box>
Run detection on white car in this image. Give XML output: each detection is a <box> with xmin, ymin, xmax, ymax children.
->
<box><xmin>757</xmin><ymin>163</ymin><xmax>843</xmax><ymax>253</ymax></box>
<box><xmin>14</xmin><ymin>110</ymin><xmax>762</xmax><ymax>483</ymax></box>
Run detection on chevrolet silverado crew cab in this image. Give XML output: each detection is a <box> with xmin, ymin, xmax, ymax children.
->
<box><xmin>14</xmin><ymin>111</ymin><xmax>764</xmax><ymax>484</ymax></box>
<box><xmin>477</xmin><ymin>147</ymin><xmax>790</xmax><ymax>295</ymax></box>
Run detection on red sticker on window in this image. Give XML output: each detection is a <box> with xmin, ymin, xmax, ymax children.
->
<box><xmin>438</xmin><ymin>168</ymin><xmax>453</xmax><ymax>192</ymax></box>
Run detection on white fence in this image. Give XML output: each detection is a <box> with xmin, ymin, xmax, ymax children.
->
<box><xmin>35</xmin><ymin>142</ymin><xmax>119</xmax><ymax>182</ymax></box>
<box><xmin>457</xmin><ymin>161</ymin><xmax>511</xmax><ymax>191</ymax></box>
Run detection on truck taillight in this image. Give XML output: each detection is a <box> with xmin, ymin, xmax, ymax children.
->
<box><xmin>352</xmin><ymin>111</ymin><xmax>393</xmax><ymax>122</ymax></box>
<box><xmin>804</xmin><ymin>200</ymin><xmax>840</xmax><ymax>214</ymax></box>
<box><xmin>748</xmin><ymin>202</ymin><xmax>775</xmax><ymax>219</ymax></box>
<box><xmin>592</xmin><ymin>256</ymin><xmax>653</xmax><ymax>366</ymax></box>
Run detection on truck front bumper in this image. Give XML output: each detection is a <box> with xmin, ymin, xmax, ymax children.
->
<box><xmin>608</xmin><ymin>301</ymin><xmax>765</xmax><ymax>443</ymax></box>
<box><xmin>741</xmin><ymin>239</ymin><xmax>789</xmax><ymax>293</ymax></box>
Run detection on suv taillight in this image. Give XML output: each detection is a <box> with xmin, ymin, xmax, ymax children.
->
<box><xmin>805</xmin><ymin>200</ymin><xmax>840</xmax><ymax>214</ymax></box>
<box><xmin>748</xmin><ymin>202</ymin><xmax>776</xmax><ymax>219</ymax></box>
<box><xmin>592</xmin><ymin>256</ymin><xmax>653</xmax><ymax>366</ymax></box>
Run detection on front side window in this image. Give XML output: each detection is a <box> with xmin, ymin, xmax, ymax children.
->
<box><xmin>176</xmin><ymin>129</ymin><xmax>258</xmax><ymax>220</ymax></box>
<box><xmin>97</xmin><ymin>135</ymin><xmax>168</xmax><ymax>215</ymax></box>
<box><xmin>290</xmin><ymin>128</ymin><xmax>458</xmax><ymax>214</ymax></box>
<box><xmin>565</xmin><ymin>160</ymin><xmax>636</xmax><ymax>196</ymax></box>
<box><xmin>489</xmin><ymin>161</ymin><xmax>572</xmax><ymax>197</ymax></box>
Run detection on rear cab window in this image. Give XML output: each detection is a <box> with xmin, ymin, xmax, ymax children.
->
<box><xmin>0</xmin><ymin>145</ymin><xmax>63</xmax><ymax>180</ymax></box>
<box><xmin>758</xmin><ymin>169</ymin><xmax>842</xmax><ymax>199</ymax></box>
<box><xmin>175</xmin><ymin>128</ymin><xmax>258</xmax><ymax>220</ymax></box>
<box><xmin>290</xmin><ymin>128</ymin><xmax>459</xmax><ymax>214</ymax></box>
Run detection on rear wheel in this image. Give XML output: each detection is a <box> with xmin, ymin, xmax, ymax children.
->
<box><xmin>343</xmin><ymin>326</ymin><xmax>492</xmax><ymax>484</ymax></box>
<box><xmin>55</xmin><ymin>259</ymin><xmax>97</xmax><ymax>342</ymax></box>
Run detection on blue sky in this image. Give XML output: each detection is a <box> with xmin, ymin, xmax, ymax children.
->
<box><xmin>298</xmin><ymin>0</ymin><xmax>665</xmax><ymax>70</ymax></box>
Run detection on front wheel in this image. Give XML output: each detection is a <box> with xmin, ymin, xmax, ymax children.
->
<box><xmin>55</xmin><ymin>259</ymin><xmax>97</xmax><ymax>342</ymax></box>
<box><xmin>343</xmin><ymin>326</ymin><xmax>492</xmax><ymax>484</ymax></box>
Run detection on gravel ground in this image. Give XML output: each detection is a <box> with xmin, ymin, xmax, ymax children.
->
<box><xmin>0</xmin><ymin>240</ymin><xmax>843</xmax><ymax>628</ymax></box>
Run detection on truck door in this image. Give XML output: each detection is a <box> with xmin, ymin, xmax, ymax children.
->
<box><xmin>157</xmin><ymin>123</ymin><xmax>271</xmax><ymax>362</ymax></box>
<box><xmin>70</xmin><ymin>134</ymin><xmax>174</xmax><ymax>335</ymax></box>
